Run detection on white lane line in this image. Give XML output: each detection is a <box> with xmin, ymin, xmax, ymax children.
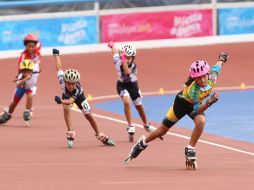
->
<box><xmin>72</xmin><ymin>108</ymin><xmax>254</xmax><ymax>156</ymax></box>
<box><xmin>91</xmin><ymin>85</ymin><xmax>254</xmax><ymax>101</ymax></box>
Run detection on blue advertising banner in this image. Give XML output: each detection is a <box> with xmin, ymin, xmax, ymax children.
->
<box><xmin>219</xmin><ymin>7</ymin><xmax>254</xmax><ymax>35</ymax></box>
<box><xmin>0</xmin><ymin>16</ymin><xmax>98</xmax><ymax>50</ymax></box>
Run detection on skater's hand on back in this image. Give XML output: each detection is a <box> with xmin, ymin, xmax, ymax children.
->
<box><xmin>55</xmin><ymin>96</ymin><xmax>62</xmax><ymax>104</ymax></box>
<box><xmin>52</xmin><ymin>49</ymin><xmax>60</xmax><ymax>56</ymax></box>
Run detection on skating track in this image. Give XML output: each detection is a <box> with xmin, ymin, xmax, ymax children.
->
<box><xmin>0</xmin><ymin>42</ymin><xmax>254</xmax><ymax>190</ymax></box>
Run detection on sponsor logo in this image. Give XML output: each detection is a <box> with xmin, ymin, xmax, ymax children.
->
<box><xmin>58</xmin><ymin>20</ymin><xmax>87</xmax><ymax>45</ymax></box>
<box><xmin>108</xmin><ymin>23</ymin><xmax>152</xmax><ymax>36</ymax></box>
<box><xmin>170</xmin><ymin>13</ymin><xmax>203</xmax><ymax>38</ymax></box>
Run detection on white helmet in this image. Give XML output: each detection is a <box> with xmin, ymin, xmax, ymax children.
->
<box><xmin>64</xmin><ymin>69</ymin><xmax>80</xmax><ymax>83</ymax></box>
<box><xmin>121</xmin><ymin>44</ymin><xmax>136</xmax><ymax>57</ymax></box>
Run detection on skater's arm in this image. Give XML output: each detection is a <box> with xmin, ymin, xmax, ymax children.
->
<box><xmin>195</xmin><ymin>103</ymin><xmax>209</xmax><ymax>114</ymax></box>
<box><xmin>192</xmin><ymin>92</ymin><xmax>219</xmax><ymax>114</ymax></box>
<box><xmin>16</xmin><ymin>75</ymin><xmax>31</xmax><ymax>87</ymax></box>
<box><xmin>108</xmin><ymin>41</ymin><xmax>121</xmax><ymax>54</ymax></box>
<box><xmin>211</xmin><ymin>52</ymin><xmax>229</xmax><ymax>75</ymax></box>
<box><xmin>55</xmin><ymin>56</ymin><xmax>62</xmax><ymax>71</ymax></box>
<box><xmin>122</xmin><ymin>58</ymin><xmax>132</xmax><ymax>75</ymax></box>
<box><xmin>55</xmin><ymin>96</ymin><xmax>75</xmax><ymax>105</ymax></box>
<box><xmin>62</xmin><ymin>98</ymin><xmax>75</xmax><ymax>105</ymax></box>
<box><xmin>52</xmin><ymin>49</ymin><xmax>62</xmax><ymax>71</ymax></box>
<box><xmin>120</xmin><ymin>50</ymin><xmax>133</xmax><ymax>75</ymax></box>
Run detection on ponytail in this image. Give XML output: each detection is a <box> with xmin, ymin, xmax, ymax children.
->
<box><xmin>185</xmin><ymin>76</ymin><xmax>194</xmax><ymax>86</ymax></box>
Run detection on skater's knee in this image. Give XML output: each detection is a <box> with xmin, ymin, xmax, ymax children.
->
<box><xmin>122</xmin><ymin>97</ymin><xmax>131</xmax><ymax>106</ymax></box>
<box><xmin>133</xmin><ymin>97</ymin><xmax>142</xmax><ymax>106</ymax></box>
<box><xmin>194</xmin><ymin>115</ymin><xmax>206</xmax><ymax>128</ymax></box>
<box><xmin>63</xmin><ymin>105</ymin><xmax>71</xmax><ymax>113</ymax></box>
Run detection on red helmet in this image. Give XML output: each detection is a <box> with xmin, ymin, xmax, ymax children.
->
<box><xmin>24</xmin><ymin>34</ymin><xmax>38</xmax><ymax>45</ymax></box>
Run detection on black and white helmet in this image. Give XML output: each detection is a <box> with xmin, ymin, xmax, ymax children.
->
<box><xmin>121</xmin><ymin>44</ymin><xmax>136</xmax><ymax>57</ymax></box>
<box><xmin>64</xmin><ymin>69</ymin><xmax>80</xmax><ymax>83</ymax></box>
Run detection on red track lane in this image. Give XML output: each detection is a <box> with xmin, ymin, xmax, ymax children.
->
<box><xmin>0</xmin><ymin>42</ymin><xmax>254</xmax><ymax>190</ymax></box>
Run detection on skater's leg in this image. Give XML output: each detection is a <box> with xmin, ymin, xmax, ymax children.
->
<box><xmin>142</xmin><ymin>104</ymin><xmax>183</xmax><ymax>142</ymax></box>
<box><xmin>76</xmin><ymin>98</ymin><xmax>100</xmax><ymax>135</ymax></box>
<box><xmin>122</xmin><ymin>96</ymin><xmax>132</xmax><ymax>126</ymax></box>
<box><xmin>135</xmin><ymin>104</ymin><xmax>163</xmax><ymax>139</ymax></box>
<box><xmin>8</xmin><ymin>87</ymin><xmax>26</xmax><ymax>114</ymax></box>
<box><xmin>145</xmin><ymin>124</ymin><xmax>169</xmax><ymax>143</ymax></box>
<box><xmin>25</xmin><ymin>93</ymin><xmax>33</xmax><ymax>111</ymax></box>
<box><xmin>75</xmin><ymin>97</ymin><xmax>115</xmax><ymax>146</ymax></box>
<box><xmin>84</xmin><ymin>112</ymin><xmax>100</xmax><ymax>135</ymax></box>
<box><xmin>23</xmin><ymin>93</ymin><xmax>33</xmax><ymax>121</ymax></box>
<box><xmin>184</xmin><ymin>114</ymin><xmax>205</xmax><ymax>170</ymax></box>
<box><xmin>135</xmin><ymin>104</ymin><xmax>148</xmax><ymax>126</ymax></box>
<box><xmin>189</xmin><ymin>114</ymin><xmax>206</xmax><ymax>147</ymax></box>
<box><xmin>8</xmin><ymin>101</ymin><xmax>18</xmax><ymax>115</ymax></box>
<box><xmin>125</xmin><ymin>104</ymin><xmax>181</xmax><ymax>161</ymax></box>
<box><xmin>125</xmin><ymin>124</ymin><xmax>169</xmax><ymax>163</ymax></box>
<box><xmin>0</xmin><ymin>88</ymin><xmax>26</xmax><ymax>124</ymax></box>
<box><xmin>0</xmin><ymin>100</ymin><xmax>18</xmax><ymax>124</ymax></box>
<box><xmin>84</xmin><ymin>112</ymin><xmax>115</xmax><ymax>146</ymax></box>
<box><xmin>122</xmin><ymin>96</ymin><xmax>135</xmax><ymax>141</ymax></box>
<box><xmin>63</xmin><ymin>105</ymin><xmax>73</xmax><ymax>131</ymax></box>
<box><xmin>63</xmin><ymin>105</ymin><xmax>75</xmax><ymax>144</ymax></box>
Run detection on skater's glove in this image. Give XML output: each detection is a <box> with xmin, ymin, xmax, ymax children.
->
<box><xmin>52</xmin><ymin>49</ymin><xmax>60</xmax><ymax>56</ymax></box>
<box><xmin>55</xmin><ymin>96</ymin><xmax>62</xmax><ymax>104</ymax></box>
<box><xmin>206</xmin><ymin>92</ymin><xmax>219</xmax><ymax>107</ymax></box>
<box><xmin>218</xmin><ymin>52</ymin><xmax>229</xmax><ymax>63</ymax></box>
<box><xmin>107</xmin><ymin>41</ymin><xmax>114</xmax><ymax>49</ymax></box>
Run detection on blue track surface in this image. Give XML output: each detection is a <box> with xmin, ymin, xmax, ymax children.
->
<box><xmin>96</xmin><ymin>90</ymin><xmax>254</xmax><ymax>144</ymax></box>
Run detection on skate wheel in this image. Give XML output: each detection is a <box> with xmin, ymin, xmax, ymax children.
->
<box><xmin>186</xmin><ymin>160</ymin><xmax>197</xmax><ymax>170</ymax></box>
<box><xmin>129</xmin><ymin>134</ymin><xmax>134</xmax><ymax>142</ymax></box>
<box><xmin>106</xmin><ymin>139</ymin><xmax>116</xmax><ymax>146</ymax></box>
<box><xmin>67</xmin><ymin>140</ymin><xmax>74</xmax><ymax>148</ymax></box>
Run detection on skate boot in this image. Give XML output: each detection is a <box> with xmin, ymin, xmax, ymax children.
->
<box><xmin>127</xmin><ymin>125</ymin><xmax>135</xmax><ymax>142</ymax></box>
<box><xmin>66</xmin><ymin>130</ymin><xmax>76</xmax><ymax>148</ymax></box>
<box><xmin>96</xmin><ymin>133</ymin><xmax>116</xmax><ymax>146</ymax></box>
<box><xmin>0</xmin><ymin>111</ymin><xmax>11</xmax><ymax>124</ymax></box>
<box><xmin>23</xmin><ymin>110</ymin><xmax>33</xmax><ymax>126</ymax></box>
<box><xmin>144</xmin><ymin>123</ymin><xmax>163</xmax><ymax>140</ymax></box>
<box><xmin>185</xmin><ymin>147</ymin><xmax>197</xmax><ymax>170</ymax></box>
<box><xmin>124</xmin><ymin>135</ymin><xmax>148</xmax><ymax>164</ymax></box>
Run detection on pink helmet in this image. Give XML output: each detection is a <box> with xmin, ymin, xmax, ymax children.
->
<box><xmin>189</xmin><ymin>60</ymin><xmax>210</xmax><ymax>78</ymax></box>
<box><xmin>24</xmin><ymin>34</ymin><xmax>38</xmax><ymax>45</ymax></box>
